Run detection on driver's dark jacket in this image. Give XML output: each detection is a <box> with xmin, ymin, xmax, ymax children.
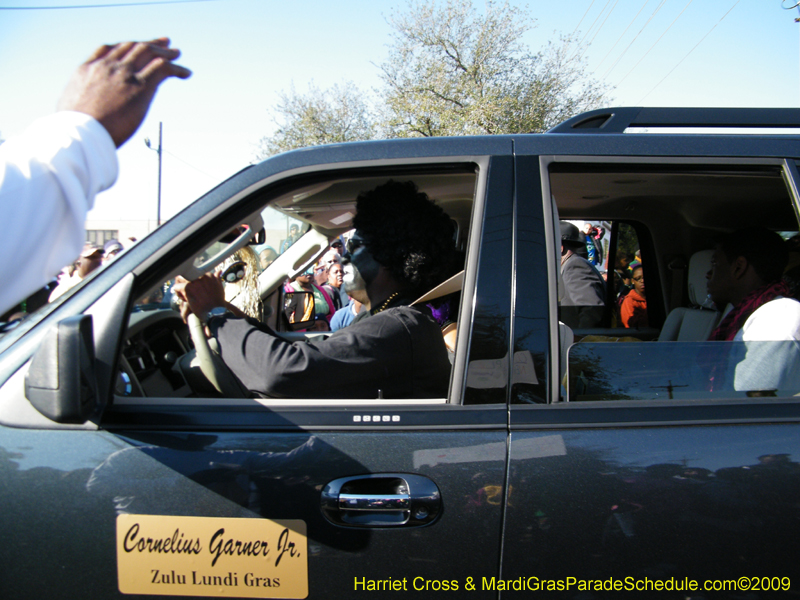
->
<box><xmin>209</xmin><ymin>306</ymin><xmax>450</xmax><ymax>398</ymax></box>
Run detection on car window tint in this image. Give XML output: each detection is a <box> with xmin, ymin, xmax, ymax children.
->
<box><xmin>567</xmin><ymin>340</ymin><xmax>800</xmax><ymax>401</ymax></box>
<box><xmin>546</xmin><ymin>161</ymin><xmax>799</xmax><ymax>403</ymax></box>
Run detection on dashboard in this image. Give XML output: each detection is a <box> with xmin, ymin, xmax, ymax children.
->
<box><xmin>119</xmin><ymin>309</ymin><xmax>194</xmax><ymax>397</ymax></box>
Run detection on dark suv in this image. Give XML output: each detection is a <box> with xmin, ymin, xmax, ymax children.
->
<box><xmin>1</xmin><ymin>107</ymin><xmax>799</xmax><ymax>599</ymax></box>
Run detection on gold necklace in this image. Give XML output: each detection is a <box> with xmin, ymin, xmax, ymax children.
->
<box><xmin>373</xmin><ymin>292</ymin><xmax>399</xmax><ymax>314</ymax></box>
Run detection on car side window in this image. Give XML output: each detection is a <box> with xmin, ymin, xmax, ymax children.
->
<box><xmin>515</xmin><ymin>159</ymin><xmax>800</xmax><ymax>404</ymax></box>
<box><xmin>117</xmin><ymin>166</ymin><xmax>493</xmax><ymax>405</ymax></box>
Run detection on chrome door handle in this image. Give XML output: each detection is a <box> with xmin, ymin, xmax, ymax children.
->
<box><xmin>339</xmin><ymin>493</ymin><xmax>410</xmax><ymax>511</ymax></box>
<box><xmin>321</xmin><ymin>474</ymin><xmax>441</xmax><ymax>527</ymax></box>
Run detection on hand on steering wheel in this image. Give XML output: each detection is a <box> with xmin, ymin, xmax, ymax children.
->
<box><xmin>173</xmin><ymin>273</ymin><xmax>247</xmax><ymax>397</ymax></box>
<box><xmin>173</xmin><ymin>272</ymin><xmax>226</xmax><ymax>321</ymax></box>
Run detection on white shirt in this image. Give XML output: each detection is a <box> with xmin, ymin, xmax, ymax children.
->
<box><xmin>735</xmin><ymin>297</ymin><xmax>800</xmax><ymax>342</ymax></box>
<box><xmin>732</xmin><ymin>297</ymin><xmax>800</xmax><ymax>393</ymax></box>
<box><xmin>0</xmin><ymin>111</ymin><xmax>118</xmax><ymax>315</ymax></box>
<box><xmin>48</xmin><ymin>271</ymin><xmax>83</xmax><ymax>303</ymax></box>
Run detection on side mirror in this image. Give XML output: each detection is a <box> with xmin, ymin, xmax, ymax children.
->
<box><xmin>25</xmin><ymin>314</ymin><xmax>98</xmax><ymax>424</ymax></box>
<box><xmin>283</xmin><ymin>291</ymin><xmax>316</xmax><ymax>331</ymax></box>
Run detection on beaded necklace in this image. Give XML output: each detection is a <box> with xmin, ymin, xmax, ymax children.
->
<box><xmin>372</xmin><ymin>292</ymin><xmax>399</xmax><ymax>315</ymax></box>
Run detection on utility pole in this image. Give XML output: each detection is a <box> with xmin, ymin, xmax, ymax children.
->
<box><xmin>794</xmin><ymin>8</ymin><xmax>800</xmax><ymax>104</ymax></box>
<box><xmin>786</xmin><ymin>1</ymin><xmax>800</xmax><ymax>104</ymax></box>
<box><xmin>144</xmin><ymin>122</ymin><xmax>163</xmax><ymax>228</ymax></box>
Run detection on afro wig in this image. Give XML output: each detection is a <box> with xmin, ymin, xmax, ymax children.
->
<box><xmin>352</xmin><ymin>180</ymin><xmax>456</xmax><ymax>294</ymax></box>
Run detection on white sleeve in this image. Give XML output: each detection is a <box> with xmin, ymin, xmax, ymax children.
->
<box><xmin>0</xmin><ymin>111</ymin><xmax>118</xmax><ymax>315</ymax></box>
<box><xmin>733</xmin><ymin>298</ymin><xmax>800</xmax><ymax>393</ymax></box>
<box><xmin>739</xmin><ymin>298</ymin><xmax>800</xmax><ymax>341</ymax></box>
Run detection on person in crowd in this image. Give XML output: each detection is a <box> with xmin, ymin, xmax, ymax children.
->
<box><xmin>0</xmin><ymin>38</ymin><xmax>190</xmax><ymax>316</ymax></box>
<box><xmin>314</xmin><ymin>245</ymin><xmax>341</xmax><ymax>286</ymax></box>
<box><xmin>331</xmin><ymin>238</ymin><xmax>344</xmax><ymax>256</ymax></box>
<box><xmin>280</xmin><ymin>224</ymin><xmax>301</xmax><ymax>254</ymax></box>
<box><xmin>330</xmin><ymin>297</ymin><xmax>363</xmax><ymax>331</ymax></box>
<box><xmin>258</xmin><ymin>247</ymin><xmax>278</xmax><ymax>271</ymax></box>
<box><xmin>582</xmin><ymin>222</ymin><xmax>605</xmax><ymax>267</ymax></box>
<box><xmin>620</xmin><ymin>263</ymin><xmax>647</xmax><ymax>328</ymax></box>
<box><xmin>174</xmin><ymin>180</ymin><xmax>455</xmax><ymax>399</ymax></box>
<box><xmin>322</xmin><ymin>262</ymin><xmax>345</xmax><ymax>313</ymax></box>
<box><xmin>320</xmin><ymin>246</ymin><xmax>341</xmax><ymax>267</ymax></box>
<box><xmin>103</xmin><ymin>239</ymin><xmax>124</xmax><ymax>263</ymax></box>
<box><xmin>49</xmin><ymin>244</ymin><xmax>105</xmax><ymax>301</ymax></box>
<box><xmin>314</xmin><ymin>263</ymin><xmax>329</xmax><ymax>287</ymax></box>
<box><xmin>559</xmin><ymin>221</ymin><xmax>606</xmax><ymax>329</ymax></box>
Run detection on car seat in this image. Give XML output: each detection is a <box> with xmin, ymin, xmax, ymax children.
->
<box><xmin>658</xmin><ymin>249</ymin><xmax>723</xmax><ymax>341</ymax></box>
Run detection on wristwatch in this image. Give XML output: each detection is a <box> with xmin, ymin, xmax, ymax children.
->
<box><xmin>204</xmin><ymin>306</ymin><xmax>230</xmax><ymax>324</ymax></box>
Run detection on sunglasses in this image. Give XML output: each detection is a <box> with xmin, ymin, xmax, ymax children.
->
<box><xmin>221</xmin><ymin>261</ymin><xmax>246</xmax><ymax>283</ymax></box>
<box><xmin>346</xmin><ymin>237</ymin><xmax>366</xmax><ymax>255</ymax></box>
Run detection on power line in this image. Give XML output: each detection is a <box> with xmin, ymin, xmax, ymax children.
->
<box><xmin>572</xmin><ymin>0</ymin><xmax>597</xmax><ymax>36</ymax></box>
<box><xmin>594</xmin><ymin>0</ymin><xmax>651</xmax><ymax>71</ymax></box>
<box><xmin>588</xmin><ymin>0</ymin><xmax>620</xmax><ymax>48</ymax></box>
<box><xmin>0</xmin><ymin>0</ymin><xmax>219</xmax><ymax>10</ymax></box>
<box><xmin>602</xmin><ymin>0</ymin><xmax>666</xmax><ymax>79</ymax></box>
<box><xmin>578</xmin><ymin>0</ymin><xmax>614</xmax><ymax>47</ymax></box>
<box><xmin>163</xmin><ymin>149</ymin><xmax>218</xmax><ymax>181</ymax></box>
<box><xmin>576</xmin><ymin>0</ymin><xmax>619</xmax><ymax>60</ymax></box>
<box><xmin>638</xmin><ymin>1</ymin><xmax>740</xmax><ymax>103</ymax></box>
<box><xmin>575</xmin><ymin>0</ymin><xmax>621</xmax><ymax>64</ymax></box>
<box><xmin>615</xmin><ymin>0</ymin><xmax>696</xmax><ymax>87</ymax></box>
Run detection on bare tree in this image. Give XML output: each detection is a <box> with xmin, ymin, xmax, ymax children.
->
<box><xmin>378</xmin><ymin>0</ymin><xmax>609</xmax><ymax>137</ymax></box>
<box><xmin>256</xmin><ymin>82</ymin><xmax>376</xmax><ymax>159</ymax></box>
<box><xmin>256</xmin><ymin>0</ymin><xmax>610</xmax><ymax>159</ymax></box>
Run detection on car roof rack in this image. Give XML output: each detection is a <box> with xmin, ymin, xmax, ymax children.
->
<box><xmin>547</xmin><ymin>107</ymin><xmax>800</xmax><ymax>134</ymax></box>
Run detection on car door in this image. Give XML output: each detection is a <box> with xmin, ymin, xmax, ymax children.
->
<box><xmin>0</xmin><ymin>142</ymin><xmax>516</xmax><ymax>599</ymax></box>
<box><xmin>499</xmin><ymin>148</ymin><xmax>800</xmax><ymax>597</ymax></box>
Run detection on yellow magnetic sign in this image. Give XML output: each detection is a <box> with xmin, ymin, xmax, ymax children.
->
<box><xmin>116</xmin><ymin>515</ymin><xmax>308</xmax><ymax>598</ymax></box>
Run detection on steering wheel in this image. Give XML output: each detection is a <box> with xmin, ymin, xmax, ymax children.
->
<box><xmin>187</xmin><ymin>313</ymin><xmax>248</xmax><ymax>397</ymax></box>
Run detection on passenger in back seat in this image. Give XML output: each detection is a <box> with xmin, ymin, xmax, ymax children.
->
<box><xmin>707</xmin><ymin>227</ymin><xmax>800</xmax><ymax>342</ymax></box>
<box><xmin>706</xmin><ymin>227</ymin><xmax>800</xmax><ymax>394</ymax></box>
<box><xmin>559</xmin><ymin>222</ymin><xmax>606</xmax><ymax>329</ymax></box>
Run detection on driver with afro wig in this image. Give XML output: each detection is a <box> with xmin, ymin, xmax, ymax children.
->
<box><xmin>175</xmin><ymin>180</ymin><xmax>457</xmax><ymax>399</ymax></box>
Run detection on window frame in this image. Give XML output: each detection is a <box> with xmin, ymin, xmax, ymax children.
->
<box><xmin>509</xmin><ymin>154</ymin><xmax>800</xmax><ymax>421</ymax></box>
<box><xmin>98</xmin><ymin>155</ymin><xmax>521</xmax><ymax>432</ymax></box>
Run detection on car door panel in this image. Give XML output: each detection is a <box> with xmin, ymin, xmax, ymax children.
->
<box><xmin>503</xmin><ymin>149</ymin><xmax>800</xmax><ymax>597</ymax></box>
<box><xmin>502</xmin><ymin>424</ymin><xmax>800</xmax><ymax>594</ymax></box>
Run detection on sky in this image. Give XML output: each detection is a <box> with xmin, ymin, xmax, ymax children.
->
<box><xmin>1</xmin><ymin>0</ymin><xmax>799</xmax><ymax>228</ymax></box>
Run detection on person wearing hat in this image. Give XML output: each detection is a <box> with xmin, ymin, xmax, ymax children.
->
<box><xmin>560</xmin><ymin>221</ymin><xmax>606</xmax><ymax>329</ymax></box>
<box><xmin>49</xmin><ymin>243</ymin><xmax>104</xmax><ymax>301</ymax></box>
<box><xmin>103</xmin><ymin>239</ymin><xmax>124</xmax><ymax>263</ymax></box>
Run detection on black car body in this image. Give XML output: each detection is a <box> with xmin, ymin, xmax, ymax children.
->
<box><xmin>1</xmin><ymin>107</ymin><xmax>800</xmax><ymax>598</ymax></box>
